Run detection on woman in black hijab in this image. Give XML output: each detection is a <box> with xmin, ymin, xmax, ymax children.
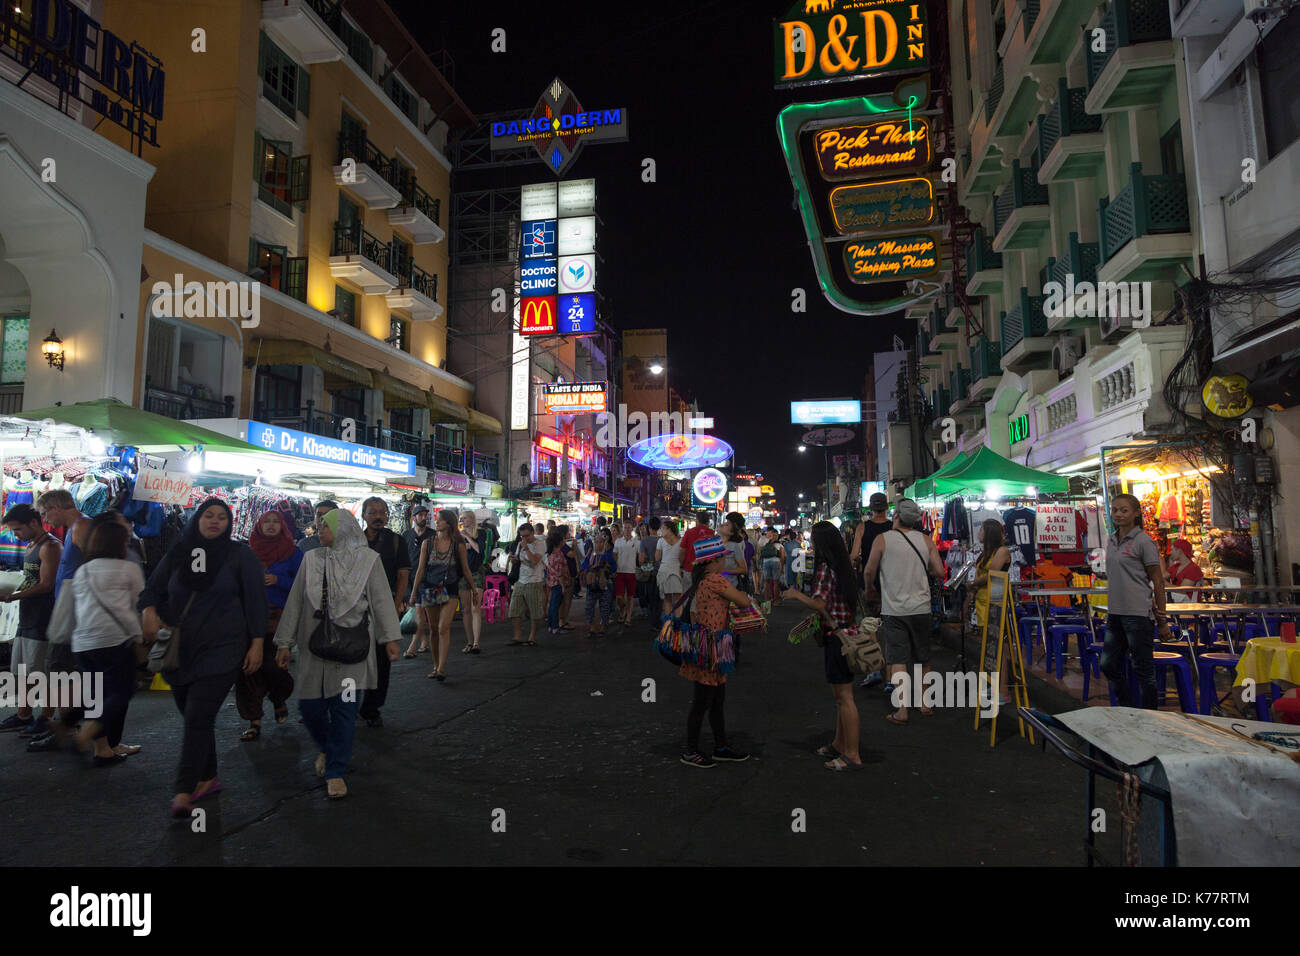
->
<box><xmin>139</xmin><ymin>498</ymin><xmax>268</xmax><ymax>817</ymax></box>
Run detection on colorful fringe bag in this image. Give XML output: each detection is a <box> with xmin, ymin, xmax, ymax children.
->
<box><xmin>653</xmin><ymin>583</ymin><xmax>737</xmax><ymax>677</ymax></box>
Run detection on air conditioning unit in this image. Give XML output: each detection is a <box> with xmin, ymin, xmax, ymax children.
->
<box><xmin>1099</xmin><ymin>310</ymin><xmax>1137</xmax><ymax>340</ymax></box>
<box><xmin>887</xmin><ymin>423</ymin><xmax>913</xmax><ymax>482</ymax></box>
<box><xmin>1052</xmin><ymin>336</ymin><xmax>1085</xmax><ymax>374</ymax></box>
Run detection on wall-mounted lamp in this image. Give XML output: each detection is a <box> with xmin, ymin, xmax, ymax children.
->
<box><xmin>42</xmin><ymin>329</ymin><xmax>65</xmax><ymax>371</ymax></box>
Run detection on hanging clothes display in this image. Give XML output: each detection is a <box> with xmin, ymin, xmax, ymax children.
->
<box><xmin>1002</xmin><ymin>505</ymin><xmax>1036</xmax><ymax>566</ymax></box>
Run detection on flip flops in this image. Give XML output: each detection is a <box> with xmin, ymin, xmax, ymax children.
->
<box><xmin>825</xmin><ymin>756</ymin><xmax>865</xmax><ymax>771</ymax></box>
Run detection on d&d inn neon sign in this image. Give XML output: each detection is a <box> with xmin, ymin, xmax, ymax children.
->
<box><xmin>814</xmin><ymin>119</ymin><xmax>930</xmax><ymax>180</ymax></box>
<box><xmin>1</xmin><ymin>0</ymin><xmax>165</xmax><ymax>152</ymax></box>
<box><xmin>774</xmin><ymin>0</ymin><xmax>928</xmax><ymax>87</ymax></box>
<box><xmin>843</xmin><ymin>233</ymin><xmax>939</xmax><ymax>283</ymax></box>
<box><xmin>1009</xmin><ymin>413</ymin><xmax>1031</xmax><ymax>444</ymax></box>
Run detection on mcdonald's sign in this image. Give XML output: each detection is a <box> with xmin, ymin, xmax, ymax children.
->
<box><xmin>520</xmin><ymin>296</ymin><xmax>557</xmax><ymax>336</ymax></box>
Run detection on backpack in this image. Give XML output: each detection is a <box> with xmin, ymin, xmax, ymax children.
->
<box><xmin>760</xmin><ymin>541</ymin><xmax>778</xmax><ymax>560</ymax></box>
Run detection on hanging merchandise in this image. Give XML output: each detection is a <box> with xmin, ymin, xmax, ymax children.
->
<box><xmin>1002</xmin><ymin>505</ymin><xmax>1036</xmax><ymax>567</ymax></box>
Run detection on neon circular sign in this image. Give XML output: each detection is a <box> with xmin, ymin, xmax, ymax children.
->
<box><xmin>626</xmin><ymin>433</ymin><xmax>734</xmax><ymax>470</ymax></box>
<box><xmin>692</xmin><ymin>468</ymin><xmax>728</xmax><ymax>505</ymax></box>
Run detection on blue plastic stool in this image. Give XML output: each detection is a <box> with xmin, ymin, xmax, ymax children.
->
<box><xmin>1080</xmin><ymin>626</ymin><xmax>1106</xmax><ymax>702</ymax></box>
<box><xmin>1047</xmin><ymin>625</ymin><xmax>1090</xmax><ymax>680</ymax></box>
<box><xmin>1198</xmin><ymin>652</ymin><xmax>1239</xmax><ymax>715</ymax></box>
<box><xmin>1017</xmin><ymin>616</ymin><xmax>1045</xmax><ymax>666</ymax></box>
<box><xmin>1209</xmin><ymin>622</ymin><xmax>1263</xmax><ymax>648</ymax></box>
<box><xmin>1152</xmin><ymin>651</ymin><xmax>1197</xmax><ymax>712</ymax></box>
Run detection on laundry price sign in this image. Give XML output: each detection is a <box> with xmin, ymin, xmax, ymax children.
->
<box><xmin>829</xmin><ymin>177</ymin><xmax>934</xmax><ymax>234</ymax></box>
<box><xmin>843</xmin><ymin>233</ymin><xmax>938</xmax><ymax>282</ymax></box>
<box><xmin>774</xmin><ymin>0</ymin><xmax>929</xmax><ymax>88</ymax></box>
<box><xmin>814</xmin><ymin>119</ymin><xmax>931</xmax><ymax>180</ymax></box>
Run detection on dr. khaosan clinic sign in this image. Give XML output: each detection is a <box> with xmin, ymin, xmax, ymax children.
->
<box><xmin>774</xmin><ymin>0</ymin><xmax>928</xmax><ymax>88</ymax></box>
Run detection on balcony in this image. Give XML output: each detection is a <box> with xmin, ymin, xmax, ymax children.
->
<box><xmin>970</xmin><ymin>337</ymin><xmax>1003</xmax><ymax>398</ymax></box>
<box><xmin>144</xmin><ymin>386</ymin><xmax>234</xmax><ymax>420</ymax></box>
<box><xmin>1084</xmin><ymin>0</ymin><xmax>1176</xmax><ymax>113</ymax></box>
<box><xmin>387</xmin><ymin>182</ymin><xmax>445</xmax><ymax>245</ymax></box>
<box><xmin>1045</xmin><ymin>233</ymin><xmax>1103</xmax><ymax>331</ymax></box>
<box><xmin>1000</xmin><ymin>289</ymin><xmax>1055</xmax><ymax>372</ymax></box>
<box><xmin>333</xmin><ymin>132</ymin><xmax>403</xmax><ymax>209</ymax></box>
<box><xmin>426</xmin><ymin>438</ymin><xmax>466</xmax><ymax>474</ymax></box>
<box><xmin>993</xmin><ymin>160</ymin><xmax>1051</xmax><ymax>251</ymax></box>
<box><xmin>964</xmin><ymin>227</ymin><xmax>1004</xmax><ymax>296</ymax></box>
<box><xmin>917</xmin><ymin>325</ymin><xmax>943</xmax><ymax>368</ymax></box>
<box><xmin>949</xmin><ymin>367</ymin><xmax>972</xmax><ymax>413</ymax></box>
<box><xmin>330</xmin><ymin>220</ymin><xmax>399</xmax><ymax>293</ymax></box>
<box><xmin>1036</xmin><ymin>79</ymin><xmax>1105</xmax><ymax>182</ymax></box>
<box><xmin>261</xmin><ymin>0</ymin><xmax>348</xmax><ymax>63</ymax></box>
<box><xmin>385</xmin><ymin>262</ymin><xmax>444</xmax><ymax>321</ymax></box>
<box><xmin>471</xmin><ymin>451</ymin><xmax>500</xmax><ymax>481</ymax></box>
<box><xmin>0</xmin><ymin>386</ymin><xmax>23</xmax><ymax>415</ymax></box>
<box><xmin>256</xmin><ymin>402</ymin><xmax>367</xmax><ymax>442</ymax></box>
<box><xmin>1097</xmin><ymin>162</ymin><xmax>1194</xmax><ymax>282</ymax></box>
<box><xmin>929</xmin><ymin>387</ymin><xmax>951</xmax><ymax>424</ymax></box>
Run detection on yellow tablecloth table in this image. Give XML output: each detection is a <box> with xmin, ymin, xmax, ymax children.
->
<box><xmin>1233</xmin><ymin>637</ymin><xmax>1300</xmax><ymax>688</ymax></box>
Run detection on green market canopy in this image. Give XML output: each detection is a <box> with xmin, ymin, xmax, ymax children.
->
<box><xmin>906</xmin><ymin>446</ymin><xmax>1067</xmax><ymax>499</ymax></box>
<box><xmin>8</xmin><ymin>398</ymin><xmax>262</xmax><ymax>453</ymax></box>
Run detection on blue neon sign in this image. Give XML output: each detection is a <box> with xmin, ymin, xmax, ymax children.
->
<box><xmin>790</xmin><ymin>400</ymin><xmax>862</xmax><ymax>425</ymax></box>
<box><xmin>247</xmin><ymin>421</ymin><xmax>416</xmax><ymax>477</ymax></box>
<box><xmin>521</xmin><ymin>219</ymin><xmax>556</xmax><ymax>258</ymax></box>
<box><xmin>559</xmin><ymin>293</ymin><xmax>596</xmax><ymax>334</ymax></box>
<box><xmin>521</xmin><ymin>258</ymin><xmax>557</xmax><ymax>295</ymax></box>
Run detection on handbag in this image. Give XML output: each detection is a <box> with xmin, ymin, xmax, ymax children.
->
<box><xmin>728</xmin><ymin>604</ymin><xmax>767</xmax><ymax>633</ymax></box>
<box><xmin>652</xmin><ymin>583</ymin><xmax>736</xmax><ymax>676</ymax></box>
<box><xmin>896</xmin><ymin>530</ymin><xmax>943</xmax><ymax>617</ymax></box>
<box><xmin>147</xmin><ymin>594</ymin><xmax>194</xmax><ymax>673</ymax></box>
<box><xmin>308</xmin><ymin>562</ymin><xmax>372</xmax><ymax>665</ymax></box>
<box><xmin>833</xmin><ymin>618</ymin><xmax>885</xmax><ymax>674</ymax></box>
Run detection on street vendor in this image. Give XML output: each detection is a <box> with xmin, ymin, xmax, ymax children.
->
<box><xmin>1164</xmin><ymin>538</ymin><xmax>1204</xmax><ymax>602</ymax></box>
<box><xmin>1099</xmin><ymin>493</ymin><xmax>1170</xmax><ymax>709</ymax></box>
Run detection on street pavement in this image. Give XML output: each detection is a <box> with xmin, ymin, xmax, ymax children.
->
<box><xmin>0</xmin><ymin>600</ymin><xmax>1088</xmax><ymax>866</ymax></box>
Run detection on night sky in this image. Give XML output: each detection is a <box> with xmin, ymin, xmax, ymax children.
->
<box><xmin>388</xmin><ymin>0</ymin><xmax>910</xmax><ymax>512</ymax></box>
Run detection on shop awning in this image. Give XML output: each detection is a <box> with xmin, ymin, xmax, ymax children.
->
<box><xmin>8</xmin><ymin>399</ymin><xmax>264</xmax><ymax>453</ymax></box>
<box><xmin>906</xmin><ymin>446</ymin><xmax>1068</xmax><ymax>499</ymax></box>
<box><xmin>908</xmin><ymin>450</ymin><xmax>970</xmax><ymax>499</ymax></box>
<box><xmin>252</xmin><ymin>339</ymin><xmax>373</xmax><ymax>389</ymax></box>
<box><xmin>429</xmin><ymin>391</ymin><xmax>470</xmax><ymax>424</ymax></box>
<box><xmin>373</xmin><ymin>371</ymin><xmax>431</xmax><ymax>409</ymax></box>
<box><xmin>467</xmin><ymin>407</ymin><xmax>502</xmax><ymax>435</ymax></box>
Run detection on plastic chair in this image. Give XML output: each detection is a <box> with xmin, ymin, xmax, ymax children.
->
<box><xmin>1017</xmin><ymin>616</ymin><xmax>1045</xmax><ymax>666</ymax></box>
<box><xmin>1080</xmin><ymin>626</ymin><xmax>1106</xmax><ymax>702</ymax></box>
<box><xmin>1047</xmin><ymin>625</ymin><xmax>1090</xmax><ymax>680</ymax></box>
<box><xmin>481</xmin><ymin>588</ymin><xmax>502</xmax><ymax>624</ymax></box>
<box><xmin>1209</xmin><ymin>621</ymin><xmax>1263</xmax><ymax>650</ymax></box>
<box><xmin>1197</xmin><ymin>652</ymin><xmax>1239</xmax><ymax>715</ymax></box>
<box><xmin>485</xmin><ymin>574</ymin><xmax>510</xmax><ymax>602</ymax></box>
<box><xmin>1152</xmin><ymin>651</ymin><xmax>1197</xmax><ymax>712</ymax></box>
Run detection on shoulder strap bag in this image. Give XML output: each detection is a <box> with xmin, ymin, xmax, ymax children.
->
<box><xmin>308</xmin><ymin>557</ymin><xmax>372</xmax><ymax>665</ymax></box>
<box><xmin>895</xmin><ymin>530</ymin><xmax>943</xmax><ymax>618</ymax></box>
<box><xmin>147</xmin><ymin>550</ymin><xmax>241</xmax><ymax>673</ymax></box>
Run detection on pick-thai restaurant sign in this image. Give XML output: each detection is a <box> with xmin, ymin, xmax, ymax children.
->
<box><xmin>814</xmin><ymin>119</ymin><xmax>931</xmax><ymax>180</ymax></box>
<box><xmin>829</xmin><ymin>177</ymin><xmax>934</xmax><ymax>234</ymax></box>
<box><xmin>843</xmin><ymin>233</ymin><xmax>939</xmax><ymax>282</ymax></box>
<box><xmin>774</xmin><ymin>0</ymin><xmax>929</xmax><ymax>88</ymax></box>
<box><xmin>134</xmin><ymin>469</ymin><xmax>194</xmax><ymax>505</ymax></box>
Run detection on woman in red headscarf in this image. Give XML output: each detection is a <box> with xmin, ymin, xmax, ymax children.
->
<box><xmin>235</xmin><ymin>510</ymin><xmax>302</xmax><ymax>740</ymax></box>
<box><xmin>1165</xmin><ymin>538</ymin><xmax>1203</xmax><ymax>603</ymax></box>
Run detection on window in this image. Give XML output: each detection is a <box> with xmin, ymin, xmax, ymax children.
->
<box><xmin>259</xmin><ymin>32</ymin><xmax>309</xmax><ymax>119</ymax></box>
<box><xmin>338</xmin><ymin>194</ymin><xmax>360</xmax><ymax>227</ymax></box>
<box><xmin>389</xmin><ymin>315</ymin><xmax>410</xmax><ymax>353</ymax></box>
<box><xmin>1159</xmin><ymin>123</ymin><xmax>1184</xmax><ymax>177</ymax></box>
<box><xmin>255</xmin><ymin>136</ymin><xmax>291</xmax><ymax>214</ymax></box>
<box><xmin>334</xmin><ymin>286</ymin><xmax>356</xmax><ymax>327</ymax></box>
<box><xmin>338</xmin><ymin>17</ymin><xmax>373</xmax><ymax>76</ymax></box>
<box><xmin>0</xmin><ymin>316</ymin><xmax>28</xmax><ymax>384</ymax></box>
<box><xmin>340</xmin><ymin>109</ymin><xmax>364</xmax><ymax>154</ymax></box>
<box><xmin>255</xmin><ymin>364</ymin><xmax>302</xmax><ymax>414</ymax></box>
<box><xmin>390</xmin><ymin>407</ymin><xmax>414</xmax><ymax>434</ymax></box>
<box><xmin>147</xmin><ymin>317</ymin><xmax>225</xmax><ymax>399</ymax></box>
<box><xmin>384</xmin><ymin>72</ymin><xmax>418</xmax><ymax>124</ymax></box>
<box><xmin>1259</xmin><ymin>11</ymin><xmax>1300</xmax><ymax>159</ymax></box>
<box><xmin>389</xmin><ymin>154</ymin><xmax>413</xmax><ymax>198</ymax></box>
<box><xmin>249</xmin><ymin>241</ymin><xmax>306</xmax><ymax>298</ymax></box>
<box><xmin>332</xmin><ymin>388</ymin><xmax>364</xmax><ymax>421</ymax></box>
<box><xmin>390</xmin><ymin>237</ymin><xmax>412</xmax><ymax>282</ymax></box>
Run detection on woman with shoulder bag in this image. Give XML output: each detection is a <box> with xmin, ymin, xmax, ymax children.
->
<box><xmin>409</xmin><ymin>509</ymin><xmax>477</xmax><ymax>680</ymax></box>
<box><xmin>273</xmin><ymin>508</ymin><xmax>400</xmax><ymax>799</ymax></box>
<box><xmin>46</xmin><ymin>520</ymin><xmax>145</xmax><ymax>765</ymax></box>
<box><xmin>458</xmin><ymin>510</ymin><xmax>488</xmax><ymax>656</ymax></box>
<box><xmin>236</xmin><ymin>510</ymin><xmax>301</xmax><ymax>741</ymax></box>
<box><xmin>138</xmin><ymin>498</ymin><xmax>268</xmax><ymax>817</ymax></box>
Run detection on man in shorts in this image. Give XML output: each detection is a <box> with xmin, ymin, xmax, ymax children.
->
<box><xmin>0</xmin><ymin>504</ymin><xmax>62</xmax><ymax>740</ymax></box>
<box><xmin>612</xmin><ymin>522</ymin><xmax>639</xmax><ymax>626</ymax></box>
<box><xmin>508</xmin><ymin>523</ymin><xmax>547</xmax><ymax>645</ymax></box>
<box><xmin>863</xmin><ymin>498</ymin><xmax>943</xmax><ymax>725</ymax></box>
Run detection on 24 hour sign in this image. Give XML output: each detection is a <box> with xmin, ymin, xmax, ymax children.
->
<box><xmin>814</xmin><ymin>119</ymin><xmax>931</xmax><ymax>180</ymax></box>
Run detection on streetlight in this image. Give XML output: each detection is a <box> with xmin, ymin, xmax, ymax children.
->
<box><xmin>798</xmin><ymin>444</ymin><xmax>806</xmax><ymax>453</ymax></box>
<box><xmin>648</xmin><ymin>358</ymin><xmax>664</xmax><ymax>375</ymax></box>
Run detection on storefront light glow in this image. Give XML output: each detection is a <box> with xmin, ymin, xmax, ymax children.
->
<box><xmin>625</xmin><ymin>433</ymin><xmax>734</xmax><ymax>470</ymax></box>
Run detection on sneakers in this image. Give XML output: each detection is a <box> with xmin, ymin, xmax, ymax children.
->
<box><xmin>26</xmin><ymin>732</ymin><xmax>60</xmax><ymax>752</ymax></box>
<box><xmin>0</xmin><ymin>714</ymin><xmax>29</xmax><ymax>732</ymax></box>
<box><xmin>712</xmin><ymin>746</ymin><xmax>750</xmax><ymax>763</ymax></box>
<box><xmin>679</xmin><ymin>751</ymin><xmax>714</xmax><ymax>768</ymax></box>
<box><xmin>860</xmin><ymin>671</ymin><xmax>884</xmax><ymax>689</ymax></box>
<box><xmin>18</xmin><ymin>717</ymin><xmax>49</xmax><ymax>739</ymax></box>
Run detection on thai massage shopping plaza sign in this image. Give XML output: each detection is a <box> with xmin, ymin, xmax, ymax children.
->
<box><xmin>774</xmin><ymin>0</ymin><xmax>929</xmax><ymax>88</ymax></box>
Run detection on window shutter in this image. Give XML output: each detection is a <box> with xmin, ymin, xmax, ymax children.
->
<box><xmin>258</xmin><ymin>31</ymin><xmax>267</xmax><ymax>78</ymax></box>
<box><xmin>290</xmin><ymin>154</ymin><xmax>310</xmax><ymax>207</ymax></box>
<box><xmin>297</xmin><ymin>66</ymin><xmax>310</xmax><ymax>117</ymax></box>
<box><xmin>253</xmin><ymin>131</ymin><xmax>263</xmax><ymax>184</ymax></box>
<box><xmin>285</xmin><ymin>257</ymin><xmax>307</xmax><ymax>302</ymax></box>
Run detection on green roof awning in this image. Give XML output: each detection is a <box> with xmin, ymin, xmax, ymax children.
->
<box><xmin>9</xmin><ymin>398</ymin><xmax>263</xmax><ymax>453</ymax></box>
<box><xmin>906</xmin><ymin>446</ymin><xmax>1067</xmax><ymax>499</ymax></box>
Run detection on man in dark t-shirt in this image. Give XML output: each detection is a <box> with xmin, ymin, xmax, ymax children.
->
<box><xmin>360</xmin><ymin>498</ymin><xmax>410</xmax><ymax>727</ymax></box>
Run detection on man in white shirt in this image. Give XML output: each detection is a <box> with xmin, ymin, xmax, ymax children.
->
<box><xmin>508</xmin><ymin>524</ymin><xmax>548</xmax><ymax>645</ymax></box>
<box><xmin>612</xmin><ymin>524</ymin><xmax>640</xmax><ymax>626</ymax></box>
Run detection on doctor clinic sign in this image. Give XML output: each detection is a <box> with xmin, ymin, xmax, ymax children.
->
<box><xmin>774</xmin><ymin>0</ymin><xmax>928</xmax><ymax>88</ymax></box>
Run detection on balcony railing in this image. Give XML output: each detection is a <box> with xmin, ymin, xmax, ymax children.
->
<box><xmin>1047</xmin><ymin>232</ymin><xmax>1101</xmax><ymax>289</ymax></box>
<box><xmin>972</xmin><ymin>337</ymin><xmax>1002</xmax><ymax>381</ymax></box>
<box><xmin>950</xmin><ymin>367</ymin><xmax>971</xmax><ymax>403</ymax></box>
<box><xmin>1098</xmin><ymin>162</ymin><xmax>1190</xmax><ymax>264</ymax></box>
<box><xmin>0</xmin><ymin>386</ymin><xmax>23</xmax><ymax>415</ymax></box>
<box><xmin>965</xmin><ymin>227</ymin><xmax>1003</xmax><ymax>275</ymax></box>
<box><xmin>471</xmin><ymin>451</ymin><xmax>500</xmax><ymax>481</ymax></box>
<box><xmin>994</xmin><ymin>160</ymin><xmax>1049</xmax><ymax>235</ymax></box>
<box><xmin>379</xmin><ymin>426</ymin><xmax>422</xmax><ymax>459</ymax></box>
<box><xmin>405</xmin><ymin>181</ymin><xmax>440</xmax><ymax>225</ymax></box>
<box><xmin>1002</xmin><ymin>288</ymin><xmax>1049</xmax><ymax>353</ymax></box>
<box><xmin>408</xmin><ymin>262</ymin><xmax>438</xmax><ymax>301</ymax></box>
<box><xmin>256</xmin><ymin>402</ymin><xmax>366</xmax><ymax>442</ymax></box>
<box><xmin>930</xmin><ymin>388</ymin><xmax>951</xmax><ymax>422</ymax></box>
<box><xmin>986</xmin><ymin>61</ymin><xmax>1005</xmax><ymax>120</ymax></box>
<box><xmin>1085</xmin><ymin>0</ymin><xmax>1173</xmax><ymax>90</ymax></box>
<box><xmin>1037</xmin><ymin>79</ymin><xmax>1103</xmax><ymax>159</ymax></box>
<box><xmin>144</xmin><ymin>386</ymin><xmax>234</xmax><ymax>420</ymax></box>
<box><xmin>332</xmin><ymin>220</ymin><xmax>393</xmax><ymax>269</ymax></box>
<box><xmin>427</xmin><ymin>439</ymin><xmax>466</xmax><ymax>473</ymax></box>
<box><xmin>1024</xmin><ymin>0</ymin><xmax>1041</xmax><ymax>35</ymax></box>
